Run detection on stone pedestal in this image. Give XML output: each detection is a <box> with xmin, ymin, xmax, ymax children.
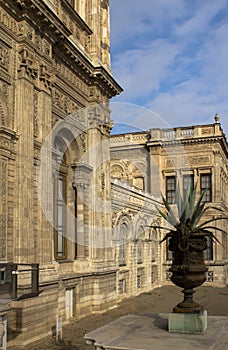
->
<box><xmin>85</xmin><ymin>313</ymin><xmax>228</xmax><ymax>350</ymax></box>
<box><xmin>169</xmin><ymin>310</ymin><xmax>207</xmax><ymax>334</ymax></box>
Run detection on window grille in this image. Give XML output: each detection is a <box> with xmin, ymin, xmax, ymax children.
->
<box><xmin>119</xmin><ymin>279</ymin><xmax>126</xmax><ymax>294</ymax></box>
<box><xmin>206</xmin><ymin>271</ymin><xmax>213</xmax><ymax>282</ymax></box>
<box><xmin>137</xmin><ymin>275</ymin><xmax>142</xmax><ymax>289</ymax></box>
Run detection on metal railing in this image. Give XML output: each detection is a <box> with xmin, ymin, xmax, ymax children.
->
<box><xmin>0</xmin><ymin>263</ymin><xmax>39</xmax><ymax>301</ymax></box>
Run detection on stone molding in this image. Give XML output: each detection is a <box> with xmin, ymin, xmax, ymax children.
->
<box><xmin>0</xmin><ymin>126</ymin><xmax>18</xmax><ymax>158</ymax></box>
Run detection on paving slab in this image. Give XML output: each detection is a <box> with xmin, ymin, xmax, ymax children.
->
<box><xmin>85</xmin><ymin>313</ymin><xmax>228</xmax><ymax>350</ymax></box>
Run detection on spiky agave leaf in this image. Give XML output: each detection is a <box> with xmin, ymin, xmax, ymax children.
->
<box><xmin>147</xmin><ymin>225</ymin><xmax>174</xmax><ymax>231</ymax></box>
<box><xmin>198</xmin><ymin>216</ymin><xmax>228</xmax><ymax>229</ymax></box>
<box><xmin>186</xmin><ymin>185</ymin><xmax>197</xmax><ymax>220</ymax></box>
<box><xmin>178</xmin><ymin>185</ymin><xmax>197</xmax><ymax>225</ymax></box>
<box><xmin>159</xmin><ymin>230</ymin><xmax>176</xmax><ymax>244</ymax></box>
<box><xmin>155</xmin><ymin>203</ymin><xmax>177</xmax><ymax>228</ymax></box>
<box><xmin>190</xmin><ymin>202</ymin><xmax>206</xmax><ymax>228</ymax></box>
<box><xmin>200</xmin><ymin>226</ymin><xmax>226</xmax><ymax>234</ymax></box>
<box><xmin>176</xmin><ymin>182</ymin><xmax>184</xmax><ymax>220</ymax></box>
<box><xmin>161</xmin><ymin>194</ymin><xmax>178</xmax><ymax>227</ymax></box>
<box><xmin>192</xmin><ymin>204</ymin><xmax>226</xmax><ymax>229</ymax></box>
<box><xmin>157</xmin><ymin>182</ymin><xmax>227</xmax><ymax>248</ymax></box>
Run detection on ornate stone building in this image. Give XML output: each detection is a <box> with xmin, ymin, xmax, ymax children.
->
<box><xmin>0</xmin><ymin>1</ymin><xmax>227</xmax><ymax>348</ymax></box>
<box><xmin>110</xmin><ymin>117</ymin><xmax>228</xmax><ymax>288</ymax></box>
<box><xmin>0</xmin><ymin>0</ymin><xmax>128</xmax><ymax>347</ymax></box>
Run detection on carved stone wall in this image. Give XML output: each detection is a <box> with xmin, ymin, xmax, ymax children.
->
<box><xmin>110</xmin><ymin>123</ymin><xmax>228</xmax><ymax>288</ymax></box>
<box><xmin>0</xmin><ymin>1</ymin><xmax>122</xmax><ymax>347</ymax></box>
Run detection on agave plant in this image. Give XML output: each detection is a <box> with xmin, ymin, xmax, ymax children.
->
<box><xmin>154</xmin><ymin>184</ymin><xmax>226</xmax><ymax>252</ymax></box>
<box><xmin>151</xmin><ymin>184</ymin><xmax>227</xmax><ymax>314</ymax></box>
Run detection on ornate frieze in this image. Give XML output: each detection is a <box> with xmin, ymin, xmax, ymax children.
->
<box><xmin>0</xmin><ymin>44</ymin><xmax>9</xmax><ymax>71</ymax></box>
<box><xmin>17</xmin><ymin>20</ymin><xmax>52</xmax><ymax>57</ymax></box>
<box><xmin>70</xmin><ymin>110</ymin><xmax>86</xmax><ymax>125</ymax></box>
<box><xmin>0</xmin><ymin>127</ymin><xmax>18</xmax><ymax>159</ymax></box>
<box><xmin>165</xmin><ymin>158</ymin><xmax>177</xmax><ymax>168</ymax></box>
<box><xmin>39</xmin><ymin>64</ymin><xmax>55</xmax><ymax>92</ymax></box>
<box><xmin>33</xmin><ymin>90</ymin><xmax>38</xmax><ymax>138</ymax></box>
<box><xmin>0</xmin><ymin>156</ymin><xmax>7</xmax><ymax>259</ymax></box>
<box><xmin>52</xmin><ymin>88</ymin><xmax>78</xmax><ymax>115</ymax></box>
<box><xmin>18</xmin><ymin>48</ymin><xmax>39</xmax><ymax>80</ymax></box>
<box><xmin>53</xmin><ymin>59</ymin><xmax>89</xmax><ymax>95</ymax></box>
<box><xmin>0</xmin><ymin>5</ymin><xmax>17</xmax><ymax>35</ymax></box>
<box><xmin>201</xmin><ymin>127</ymin><xmax>212</xmax><ymax>135</ymax></box>
<box><xmin>182</xmin><ymin>155</ymin><xmax>210</xmax><ymax>166</ymax></box>
<box><xmin>78</xmin><ymin>132</ymin><xmax>87</xmax><ymax>152</ymax></box>
<box><xmin>18</xmin><ymin>48</ymin><xmax>56</xmax><ymax>94</ymax></box>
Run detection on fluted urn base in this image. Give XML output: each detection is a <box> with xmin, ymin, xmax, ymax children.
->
<box><xmin>173</xmin><ymin>288</ymin><xmax>203</xmax><ymax>313</ymax></box>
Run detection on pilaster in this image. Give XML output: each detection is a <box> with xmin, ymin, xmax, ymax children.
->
<box><xmin>14</xmin><ymin>69</ymin><xmax>36</xmax><ymax>263</ymax></box>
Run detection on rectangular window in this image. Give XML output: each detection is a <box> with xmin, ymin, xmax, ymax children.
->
<box><xmin>137</xmin><ymin>240</ymin><xmax>143</xmax><ymax>264</ymax></box>
<box><xmin>55</xmin><ymin>174</ymin><xmax>67</xmax><ymax>259</ymax></box>
<box><xmin>151</xmin><ymin>267</ymin><xmax>157</xmax><ymax>284</ymax></box>
<box><xmin>201</xmin><ymin>174</ymin><xmax>212</xmax><ymax>202</ymax></box>
<box><xmin>167</xmin><ymin>238</ymin><xmax>172</xmax><ymax>261</ymax></box>
<box><xmin>119</xmin><ymin>279</ymin><xmax>126</xmax><ymax>294</ymax></box>
<box><xmin>151</xmin><ymin>240</ymin><xmax>156</xmax><ymax>262</ymax></box>
<box><xmin>183</xmin><ymin>174</ymin><xmax>194</xmax><ymax>196</ymax></box>
<box><xmin>204</xmin><ymin>237</ymin><xmax>213</xmax><ymax>260</ymax></box>
<box><xmin>166</xmin><ymin>176</ymin><xmax>176</xmax><ymax>204</ymax></box>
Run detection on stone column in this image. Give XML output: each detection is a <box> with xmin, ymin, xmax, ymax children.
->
<box><xmin>14</xmin><ymin>64</ymin><xmax>36</xmax><ymax>263</ymax></box>
<box><xmin>72</xmin><ymin>163</ymin><xmax>93</xmax><ymax>259</ymax></box>
<box><xmin>213</xmin><ymin>150</ymin><xmax>221</xmax><ymax>203</ymax></box>
<box><xmin>149</xmin><ymin>145</ymin><xmax>162</xmax><ymax>197</ymax></box>
<box><xmin>86</xmin><ymin>105</ymin><xmax>114</xmax><ymax>266</ymax></box>
<box><xmin>100</xmin><ymin>0</ymin><xmax>111</xmax><ymax>70</ymax></box>
<box><xmin>0</xmin><ymin>128</ymin><xmax>18</xmax><ymax>262</ymax></box>
<box><xmin>88</xmin><ymin>0</ymin><xmax>102</xmax><ymax>66</ymax></box>
<box><xmin>37</xmin><ymin>83</ymin><xmax>53</xmax><ymax>265</ymax></box>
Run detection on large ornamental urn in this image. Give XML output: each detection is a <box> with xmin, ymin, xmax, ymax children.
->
<box><xmin>154</xmin><ymin>184</ymin><xmax>226</xmax><ymax>315</ymax></box>
<box><xmin>169</xmin><ymin>235</ymin><xmax>208</xmax><ymax>313</ymax></box>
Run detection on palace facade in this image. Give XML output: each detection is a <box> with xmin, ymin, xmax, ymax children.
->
<box><xmin>110</xmin><ymin>118</ymin><xmax>228</xmax><ymax>288</ymax></box>
<box><xmin>0</xmin><ymin>1</ymin><xmax>227</xmax><ymax>348</ymax></box>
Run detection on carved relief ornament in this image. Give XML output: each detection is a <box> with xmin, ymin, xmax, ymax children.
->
<box><xmin>0</xmin><ymin>45</ymin><xmax>10</xmax><ymax>71</ymax></box>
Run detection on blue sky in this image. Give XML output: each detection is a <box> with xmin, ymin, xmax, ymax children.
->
<box><xmin>109</xmin><ymin>0</ymin><xmax>228</xmax><ymax>136</ymax></box>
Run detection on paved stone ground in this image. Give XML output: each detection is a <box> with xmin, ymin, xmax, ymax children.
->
<box><xmin>11</xmin><ymin>285</ymin><xmax>228</xmax><ymax>350</ymax></box>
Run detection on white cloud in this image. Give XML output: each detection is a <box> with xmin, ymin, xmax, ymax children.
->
<box><xmin>110</xmin><ymin>1</ymin><xmax>228</xmax><ymax>135</ymax></box>
<box><xmin>112</xmin><ymin>39</ymin><xmax>178</xmax><ymax>101</ymax></box>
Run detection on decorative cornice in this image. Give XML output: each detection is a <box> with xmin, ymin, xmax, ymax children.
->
<box><xmin>60</xmin><ymin>0</ymin><xmax>92</xmax><ymax>35</ymax></box>
<box><xmin>1</xmin><ymin>0</ymin><xmax>123</xmax><ymax>99</ymax></box>
<box><xmin>53</xmin><ymin>40</ymin><xmax>122</xmax><ymax>98</ymax></box>
<box><xmin>147</xmin><ymin>135</ymin><xmax>228</xmax><ymax>156</ymax></box>
<box><xmin>1</xmin><ymin>0</ymin><xmax>71</xmax><ymax>42</ymax></box>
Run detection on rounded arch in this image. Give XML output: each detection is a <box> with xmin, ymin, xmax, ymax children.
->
<box><xmin>114</xmin><ymin>212</ymin><xmax>132</xmax><ymax>241</ymax></box>
<box><xmin>110</xmin><ymin>162</ymin><xmax>125</xmax><ymax>178</ymax></box>
<box><xmin>115</xmin><ymin>213</ymin><xmax>132</xmax><ymax>266</ymax></box>
<box><xmin>134</xmin><ymin>217</ymin><xmax>147</xmax><ymax>240</ymax></box>
<box><xmin>53</xmin><ymin>127</ymin><xmax>81</xmax><ymax>165</ymax></box>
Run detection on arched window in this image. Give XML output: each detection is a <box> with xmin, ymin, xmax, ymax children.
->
<box><xmin>53</xmin><ymin>138</ymin><xmax>68</xmax><ymax>260</ymax></box>
<box><xmin>119</xmin><ymin>222</ymin><xmax>128</xmax><ymax>266</ymax></box>
<box><xmin>137</xmin><ymin>227</ymin><xmax>144</xmax><ymax>264</ymax></box>
<box><xmin>151</xmin><ymin>230</ymin><xmax>157</xmax><ymax>262</ymax></box>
